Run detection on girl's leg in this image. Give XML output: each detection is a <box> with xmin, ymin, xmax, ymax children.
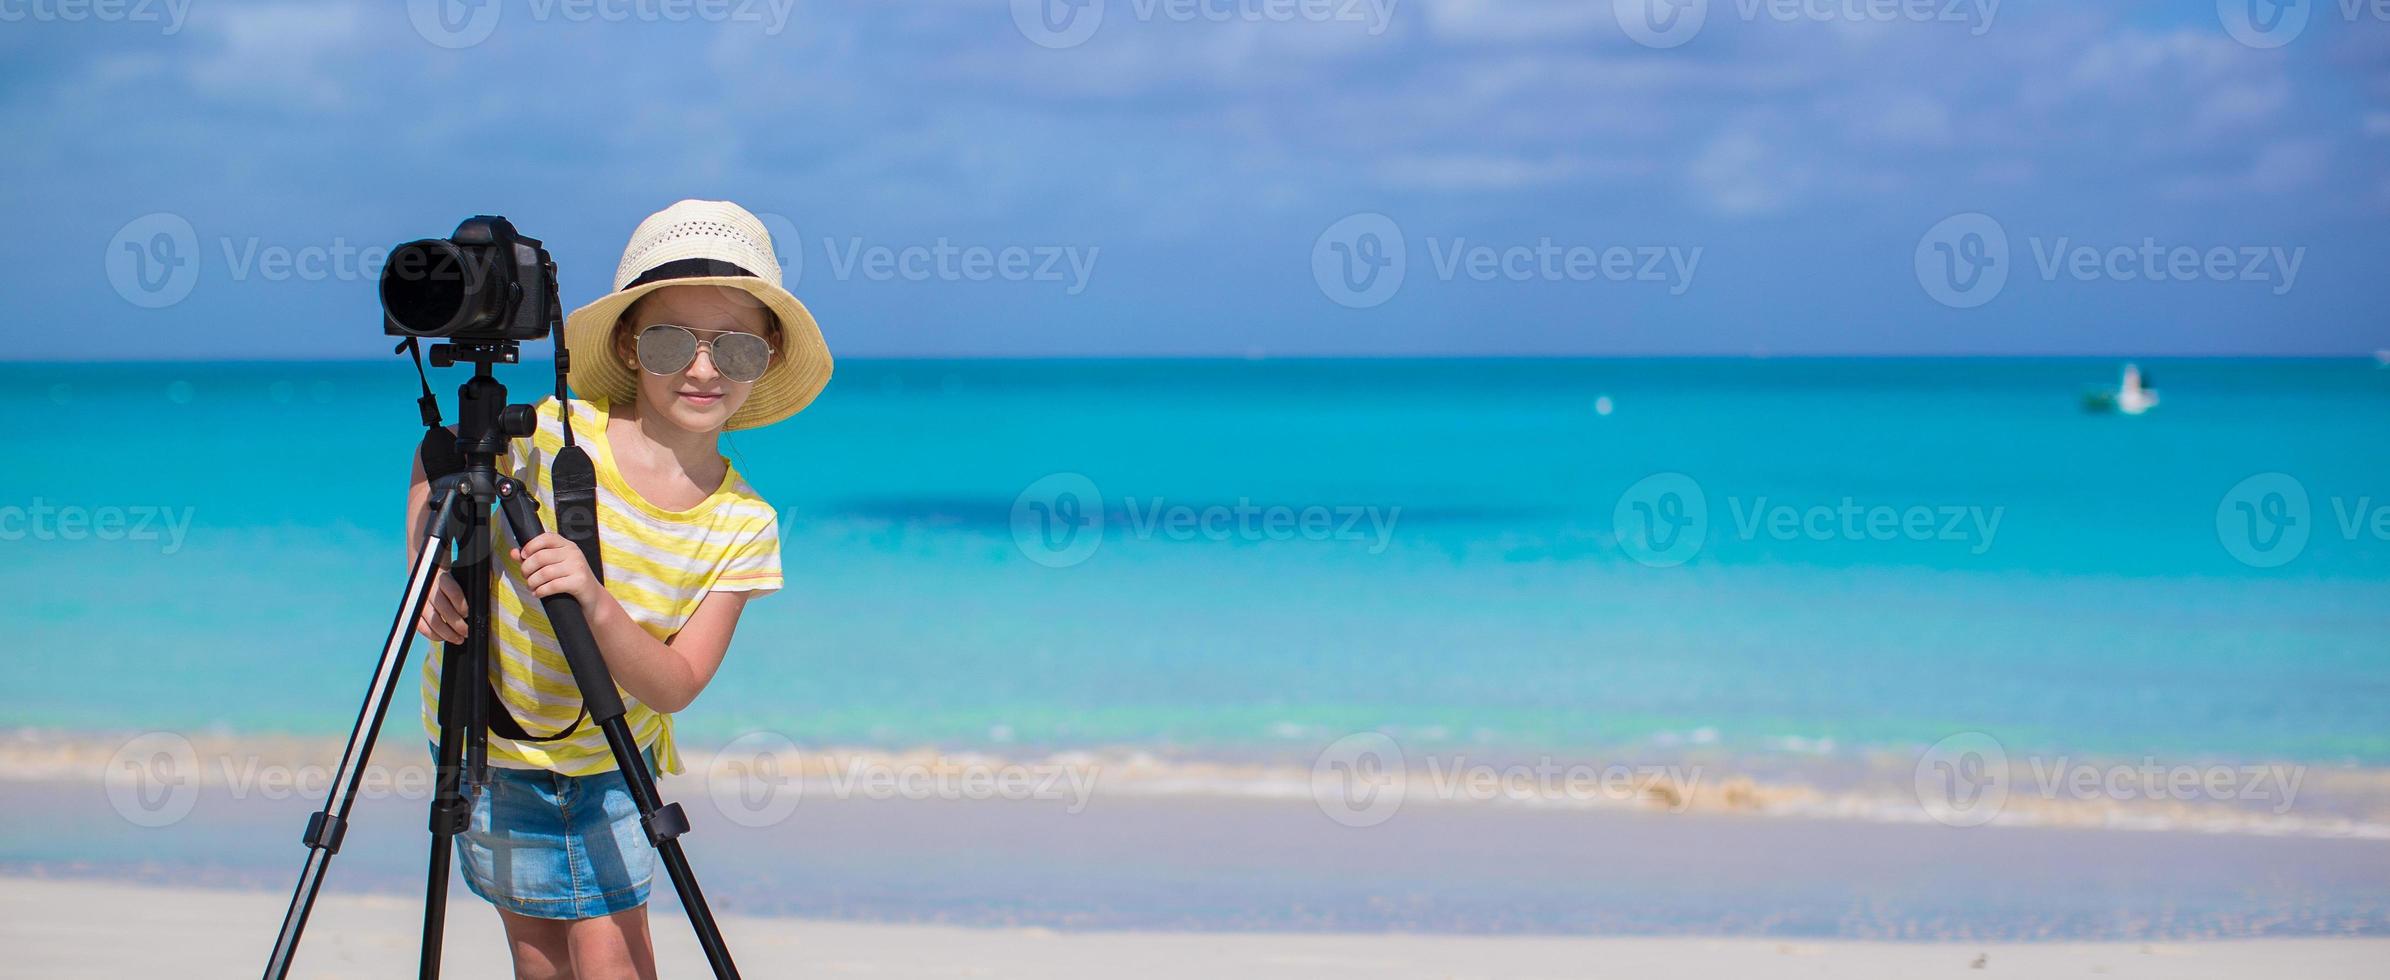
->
<box><xmin>564</xmin><ymin>904</ymin><xmax>657</xmax><ymax>980</ymax></box>
<box><xmin>495</xmin><ymin>908</ymin><xmax>575</xmax><ymax>980</ymax></box>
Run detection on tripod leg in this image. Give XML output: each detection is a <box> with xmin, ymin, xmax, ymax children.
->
<box><xmin>495</xmin><ymin>480</ymin><xmax>744</xmax><ymax>980</ymax></box>
<box><xmin>420</xmin><ymin>650</ymin><xmax>465</xmax><ymax>980</ymax></box>
<box><xmin>600</xmin><ymin>721</ymin><xmax>743</xmax><ymax>978</ymax></box>
<box><xmin>261</xmin><ymin>485</ymin><xmax>465</xmax><ymax>980</ymax></box>
<box><xmin>420</xmin><ymin>495</ymin><xmax>494</xmax><ymax>980</ymax></box>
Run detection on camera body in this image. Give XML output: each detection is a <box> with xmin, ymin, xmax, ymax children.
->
<box><xmin>380</xmin><ymin>216</ymin><xmax>561</xmax><ymax>343</ymax></box>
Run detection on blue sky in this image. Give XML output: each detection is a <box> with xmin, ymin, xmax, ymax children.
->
<box><xmin>3</xmin><ymin>0</ymin><xmax>2385</xmax><ymax>359</ymax></box>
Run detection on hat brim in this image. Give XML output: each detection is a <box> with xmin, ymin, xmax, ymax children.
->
<box><xmin>562</xmin><ymin>275</ymin><xmax>832</xmax><ymax>431</ymax></box>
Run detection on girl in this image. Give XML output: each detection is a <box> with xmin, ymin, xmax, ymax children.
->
<box><xmin>406</xmin><ymin>200</ymin><xmax>832</xmax><ymax>979</ymax></box>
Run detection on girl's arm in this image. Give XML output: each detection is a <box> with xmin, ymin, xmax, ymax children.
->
<box><xmin>406</xmin><ymin>432</ymin><xmax>469</xmax><ymax>645</ymax></box>
<box><xmin>513</xmin><ymin>530</ymin><xmax>750</xmax><ymax>713</ymax></box>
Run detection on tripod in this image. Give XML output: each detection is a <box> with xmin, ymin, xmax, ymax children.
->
<box><xmin>260</xmin><ymin>344</ymin><xmax>742</xmax><ymax>979</ymax></box>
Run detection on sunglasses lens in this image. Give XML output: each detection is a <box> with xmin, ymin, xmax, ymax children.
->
<box><xmin>713</xmin><ymin>333</ymin><xmax>772</xmax><ymax>383</ymax></box>
<box><xmin>637</xmin><ymin>325</ymin><xmax>697</xmax><ymax>375</ymax></box>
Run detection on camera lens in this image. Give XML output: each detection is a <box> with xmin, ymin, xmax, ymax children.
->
<box><xmin>381</xmin><ymin>239</ymin><xmax>503</xmax><ymax>337</ymax></box>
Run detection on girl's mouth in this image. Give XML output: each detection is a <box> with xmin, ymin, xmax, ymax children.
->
<box><xmin>679</xmin><ymin>390</ymin><xmax>724</xmax><ymax>407</ymax></box>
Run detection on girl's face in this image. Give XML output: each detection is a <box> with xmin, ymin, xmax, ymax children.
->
<box><xmin>613</xmin><ymin>284</ymin><xmax>778</xmax><ymax>434</ymax></box>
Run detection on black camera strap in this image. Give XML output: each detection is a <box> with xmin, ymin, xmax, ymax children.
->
<box><xmin>551</xmin><ymin>344</ymin><xmax>606</xmax><ymax>582</ymax></box>
<box><xmin>397</xmin><ymin>337</ymin><xmax>442</xmax><ymax>428</ymax></box>
<box><xmin>483</xmin><ymin>349</ymin><xmax>606</xmax><ymax>745</ymax></box>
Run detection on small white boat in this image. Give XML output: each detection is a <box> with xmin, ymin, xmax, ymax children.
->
<box><xmin>2083</xmin><ymin>363</ymin><xmax>2159</xmax><ymax>415</ymax></box>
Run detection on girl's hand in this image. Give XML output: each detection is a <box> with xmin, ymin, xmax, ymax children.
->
<box><xmin>413</xmin><ymin>567</ymin><xmax>468</xmax><ymax>645</ymax></box>
<box><xmin>514</xmin><ymin>532</ymin><xmax>605</xmax><ymax>608</ymax></box>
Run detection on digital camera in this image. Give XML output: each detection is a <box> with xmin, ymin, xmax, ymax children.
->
<box><xmin>380</xmin><ymin>216</ymin><xmax>560</xmax><ymax>342</ymax></box>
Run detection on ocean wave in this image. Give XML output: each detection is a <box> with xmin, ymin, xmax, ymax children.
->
<box><xmin>15</xmin><ymin>727</ymin><xmax>2390</xmax><ymax>842</ymax></box>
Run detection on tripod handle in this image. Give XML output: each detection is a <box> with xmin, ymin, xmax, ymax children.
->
<box><xmin>494</xmin><ymin>480</ymin><xmax>628</xmax><ymax>723</ymax></box>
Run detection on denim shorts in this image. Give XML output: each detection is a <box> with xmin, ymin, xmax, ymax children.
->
<box><xmin>432</xmin><ymin>742</ymin><xmax>661</xmax><ymax>921</ymax></box>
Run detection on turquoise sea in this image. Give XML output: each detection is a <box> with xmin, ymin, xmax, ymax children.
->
<box><xmin>6</xmin><ymin>357</ymin><xmax>2390</xmax><ymax>938</ymax></box>
<box><xmin>3</xmin><ymin>357</ymin><xmax>2387</xmax><ymax>768</ymax></box>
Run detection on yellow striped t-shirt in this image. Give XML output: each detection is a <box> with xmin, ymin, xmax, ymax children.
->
<box><xmin>419</xmin><ymin>394</ymin><xmax>781</xmax><ymax>777</ymax></box>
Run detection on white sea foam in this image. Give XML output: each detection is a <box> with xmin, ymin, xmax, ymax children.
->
<box><xmin>18</xmin><ymin>728</ymin><xmax>2387</xmax><ymax>841</ymax></box>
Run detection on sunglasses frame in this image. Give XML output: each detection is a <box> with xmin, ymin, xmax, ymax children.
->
<box><xmin>633</xmin><ymin>323</ymin><xmax>778</xmax><ymax>384</ymax></box>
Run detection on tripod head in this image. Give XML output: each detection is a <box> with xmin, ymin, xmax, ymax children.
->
<box><xmin>410</xmin><ymin>352</ymin><xmax>536</xmax><ymax>496</ymax></box>
<box><xmin>451</xmin><ymin>361</ymin><xmax>540</xmax><ymax>462</ymax></box>
<box><xmin>426</xmin><ymin>337</ymin><xmax>522</xmax><ymax>367</ymax></box>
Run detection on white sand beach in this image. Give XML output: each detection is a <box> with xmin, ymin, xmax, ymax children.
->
<box><xmin>5</xmin><ymin>875</ymin><xmax>2387</xmax><ymax>979</ymax></box>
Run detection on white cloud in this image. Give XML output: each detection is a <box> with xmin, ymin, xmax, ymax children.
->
<box><xmin>1689</xmin><ymin>122</ymin><xmax>1812</xmax><ymax>216</ymax></box>
<box><xmin>2158</xmin><ymin>138</ymin><xmax>2332</xmax><ymax>201</ymax></box>
<box><xmin>1838</xmin><ymin>92</ymin><xmax>1955</xmax><ymax>148</ymax></box>
<box><xmin>2059</xmin><ymin>29</ymin><xmax>2288</xmax><ymax>142</ymax></box>
<box><xmin>184</xmin><ymin>1</ymin><xmax>367</xmax><ymax>111</ymax></box>
<box><xmin>1417</xmin><ymin>0</ymin><xmax>1610</xmax><ymax>42</ymax></box>
<box><xmin>2246</xmin><ymin>139</ymin><xmax>2330</xmax><ymax>192</ymax></box>
<box><xmin>1373</xmin><ymin>152</ymin><xmax>1646</xmax><ymax>190</ymax></box>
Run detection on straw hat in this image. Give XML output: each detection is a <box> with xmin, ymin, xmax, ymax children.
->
<box><xmin>563</xmin><ymin>199</ymin><xmax>831</xmax><ymax>430</ymax></box>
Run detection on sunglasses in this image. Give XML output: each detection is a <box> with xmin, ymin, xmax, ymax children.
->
<box><xmin>634</xmin><ymin>323</ymin><xmax>776</xmax><ymax>384</ymax></box>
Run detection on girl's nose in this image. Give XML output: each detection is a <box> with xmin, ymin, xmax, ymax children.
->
<box><xmin>685</xmin><ymin>345</ymin><xmax>720</xmax><ymax>381</ymax></box>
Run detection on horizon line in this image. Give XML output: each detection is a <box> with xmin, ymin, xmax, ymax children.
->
<box><xmin>4</xmin><ymin>352</ymin><xmax>2385</xmax><ymax>367</ymax></box>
